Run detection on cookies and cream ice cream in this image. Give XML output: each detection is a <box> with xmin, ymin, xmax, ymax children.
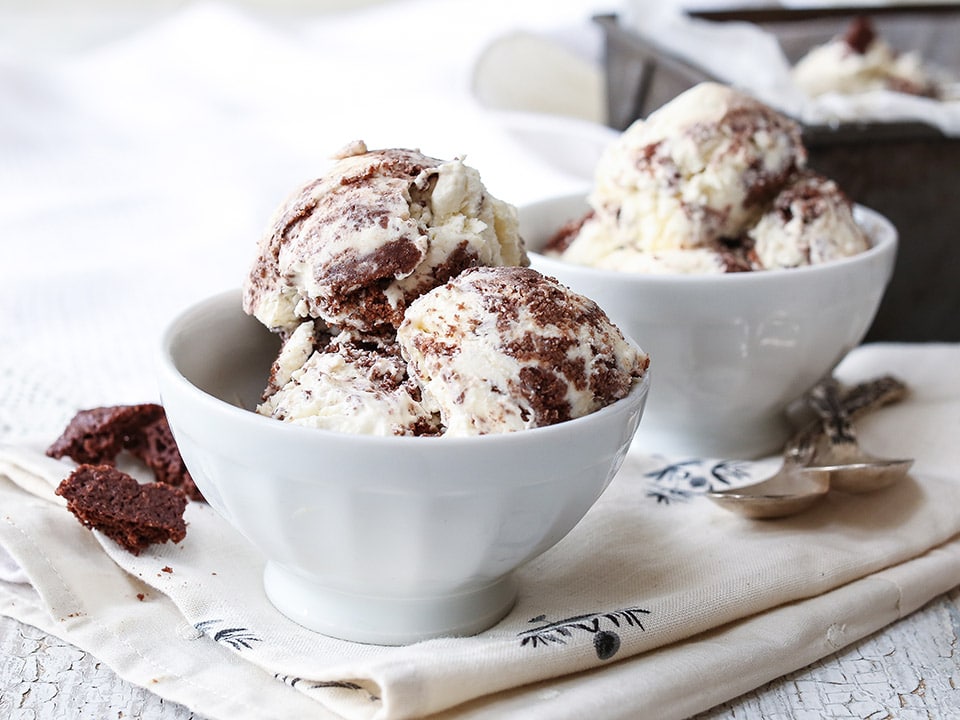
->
<box><xmin>749</xmin><ymin>171</ymin><xmax>870</xmax><ymax>270</ymax></box>
<box><xmin>545</xmin><ymin>83</ymin><xmax>870</xmax><ymax>273</ymax></box>
<box><xmin>244</xmin><ymin>143</ymin><xmax>647</xmax><ymax>437</ymax></box>
<box><xmin>258</xmin><ymin>322</ymin><xmax>438</xmax><ymax>436</ymax></box>
<box><xmin>580</xmin><ymin>82</ymin><xmax>805</xmax><ymax>253</ymax></box>
<box><xmin>244</xmin><ymin>141</ymin><xmax>527</xmax><ymax>335</ymax></box>
<box><xmin>793</xmin><ymin>16</ymin><xmax>941</xmax><ymax>100</ymax></box>
<box><xmin>397</xmin><ymin>266</ymin><xmax>646</xmax><ymax>436</ymax></box>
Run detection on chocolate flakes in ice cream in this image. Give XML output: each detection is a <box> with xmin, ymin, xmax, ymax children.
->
<box><xmin>258</xmin><ymin>323</ymin><xmax>440</xmax><ymax>436</ymax></box>
<box><xmin>749</xmin><ymin>171</ymin><xmax>870</xmax><ymax>270</ymax></box>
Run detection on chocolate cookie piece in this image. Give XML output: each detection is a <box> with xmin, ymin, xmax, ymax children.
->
<box><xmin>46</xmin><ymin>403</ymin><xmax>203</xmax><ymax>502</ymax></box>
<box><xmin>56</xmin><ymin>464</ymin><xmax>187</xmax><ymax>556</ymax></box>
<box><xmin>46</xmin><ymin>404</ymin><xmax>165</xmax><ymax>465</ymax></box>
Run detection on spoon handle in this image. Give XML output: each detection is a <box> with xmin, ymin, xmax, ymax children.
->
<box><xmin>807</xmin><ymin>378</ymin><xmax>857</xmax><ymax>446</ymax></box>
<box><xmin>838</xmin><ymin>375</ymin><xmax>908</xmax><ymax>419</ymax></box>
<box><xmin>784</xmin><ymin>375</ymin><xmax>908</xmax><ymax>464</ymax></box>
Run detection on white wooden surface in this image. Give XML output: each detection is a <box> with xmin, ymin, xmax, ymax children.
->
<box><xmin>2</xmin><ymin>587</ymin><xmax>959</xmax><ymax>719</ymax></box>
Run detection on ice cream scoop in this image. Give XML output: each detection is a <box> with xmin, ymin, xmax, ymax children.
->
<box><xmin>567</xmin><ymin>82</ymin><xmax>806</xmax><ymax>261</ymax></box>
<box><xmin>243</xmin><ymin>141</ymin><xmax>527</xmax><ymax>335</ymax></box>
<box><xmin>544</xmin><ymin>83</ymin><xmax>877</xmax><ymax>275</ymax></box>
<box><xmin>749</xmin><ymin>171</ymin><xmax>870</xmax><ymax>270</ymax></box>
<box><xmin>397</xmin><ymin>266</ymin><xmax>649</xmax><ymax>436</ymax></box>
<box><xmin>257</xmin><ymin>323</ymin><xmax>438</xmax><ymax>437</ymax></box>
<box><xmin>244</xmin><ymin>144</ymin><xmax>646</xmax><ymax>438</ymax></box>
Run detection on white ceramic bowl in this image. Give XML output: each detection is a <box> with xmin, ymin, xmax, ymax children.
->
<box><xmin>156</xmin><ymin>289</ymin><xmax>649</xmax><ymax>645</ymax></box>
<box><xmin>521</xmin><ymin>193</ymin><xmax>897</xmax><ymax>459</ymax></box>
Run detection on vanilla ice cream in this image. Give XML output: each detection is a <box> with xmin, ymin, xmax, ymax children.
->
<box><xmin>397</xmin><ymin>266</ymin><xmax>648</xmax><ymax>436</ymax></box>
<box><xmin>244</xmin><ymin>141</ymin><xmax>527</xmax><ymax>334</ymax></box>
<box><xmin>793</xmin><ymin>16</ymin><xmax>940</xmax><ymax>99</ymax></box>
<box><xmin>749</xmin><ymin>171</ymin><xmax>870</xmax><ymax>270</ymax></box>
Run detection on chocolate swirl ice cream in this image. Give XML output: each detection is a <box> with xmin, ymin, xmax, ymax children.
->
<box><xmin>243</xmin><ymin>143</ymin><xmax>647</xmax><ymax>437</ymax></box>
<box><xmin>244</xmin><ymin>141</ymin><xmax>527</xmax><ymax>334</ymax></box>
<box><xmin>398</xmin><ymin>266</ymin><xmax>647</xmax><ymax>436</ymax></box>
<box><xmin>546</xmin><ymin>83</ymin><xmax>870</xmax><ymax>274</ymax></box>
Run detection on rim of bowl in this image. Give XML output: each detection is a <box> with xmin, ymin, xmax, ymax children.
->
<box><xmin>522</xmin><ymin>192</ymin><xmax>898</xmax><ymax>287</ymax></box>
<box><xmin>157</xmin><ymin>288</ymin><xmax>651</xmax><ymax>450</ymax></box>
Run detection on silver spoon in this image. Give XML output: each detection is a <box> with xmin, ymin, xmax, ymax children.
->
<box><xmin>707</xmin><ymin>376</ymin><xmax>908</xmax><ymax>519</ymax></box>
<box><xmin>705</xmin><ymin>424</ymin><xmax>830</xmax><ymax>519</ymax></box>
<box><xmin>804</xmin><ymin>378</ymin><xmax>914</xmax><ymax>494</ymax></box>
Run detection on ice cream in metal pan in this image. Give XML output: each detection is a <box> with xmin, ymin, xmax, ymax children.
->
<box><xmin>793</xmin><ymin>16</ymin><xmax>945</xmax><ymax>100</ymax></box>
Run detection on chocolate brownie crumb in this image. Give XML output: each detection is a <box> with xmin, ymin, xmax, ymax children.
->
<box><xmin>47</xmin><ymin>404</ymin><xmax>203</xmax><ymax>502</ymax></box>
<box><xmin>128</xmin><ymin>415</ymin><xmax>204</xmax><ymax>501</ymax></box>
<box><xmin>55</xmin><ymin>464</ymin><xmax>187</xmax><ymax>556</ymax></box>
<box><xmin>47</xmin><ymin>404</ymin><xmax>164</xmax><ymax>465</ymax></box>
<box><xmin>714</xmin><ymin>237</ymin><xmax>755</xmax><ymax>272</ymax></box>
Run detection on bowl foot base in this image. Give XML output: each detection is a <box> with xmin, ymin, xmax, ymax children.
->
<box><xmin>263</xmin><ymin>562</ymin><xmax>518</xmax><ymax>646</ymax></box>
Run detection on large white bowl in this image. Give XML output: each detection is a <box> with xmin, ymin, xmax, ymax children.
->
<box><xmin>156</xmin><ymin>289</ymin><xmax>649</xmax><ymax>645</ymax></box>
<box><xmin>522</xmin><ymin>194</ymin><xmax>897</xmax><ymax>459</ymax></box>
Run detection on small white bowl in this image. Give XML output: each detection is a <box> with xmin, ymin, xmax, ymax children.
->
<box><xmin>521</xmin><ymin>193</ymin><xmax>897</xmax><ymax>459</ymax></box>
<box><xmin>157</xmin><ymin>289</ymin><xmax>649</xmax><ymax>645</ymax></box>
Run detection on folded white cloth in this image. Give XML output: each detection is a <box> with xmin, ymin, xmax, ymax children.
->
<box><xmin>2</xmin><ymin>343</ymin><xmax>960</xmax><ymax>719</ymax></box>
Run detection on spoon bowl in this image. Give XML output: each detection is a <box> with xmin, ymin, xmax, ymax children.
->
<box><xmin>810</xmin><ymin>452</ymin><xmax>914</xmax><ymax>493</ymax></box>
<box><xmin>706</xmin><ymin>375</ymin><xmax>911</xmax><ymax>519</ymax></box>
<box><xmin>707</xmin><ymin>464</ymin><xmax>830</xmax><ymax>519</ymax></box>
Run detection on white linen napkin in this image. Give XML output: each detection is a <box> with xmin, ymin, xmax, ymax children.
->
<box><xmin>2</xmin><ymin>343</ymin><xmax>960</xmax><ymax>720</ymax></box>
